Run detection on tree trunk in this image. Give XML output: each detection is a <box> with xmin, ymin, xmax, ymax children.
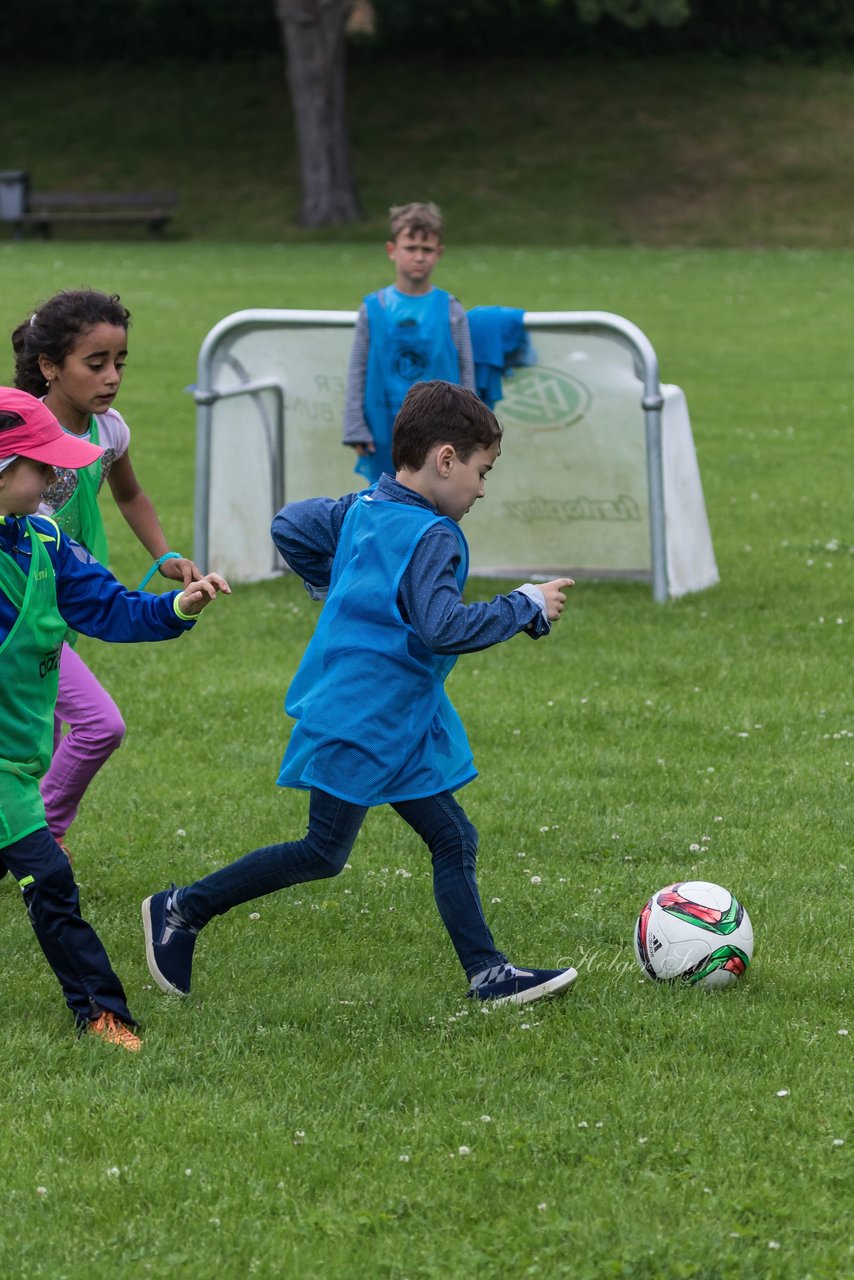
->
<box><xmin>274</xmin><ymin>0</ymin><xmax>362</xmax><ymax>227</ymax></box>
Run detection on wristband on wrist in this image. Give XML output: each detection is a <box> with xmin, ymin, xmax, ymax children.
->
<box><xmin>172</xmin><ymin>594</ymin><xmax>196</xmax><ymax>622</ymax></box>
<box><xmin>138</xmin><ymin>551</ymin><xmax>183</xmax><ymax>591</ymax></box>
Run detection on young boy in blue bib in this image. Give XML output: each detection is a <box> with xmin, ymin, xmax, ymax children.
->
<box><xmin>143</xmin><ymin>380</ymin><xmax>577</xmax><ymax>1007</ymax></box>
<box><xmin>0</xmin><ymin>388</ymin><xmax>229</xmax><ymax>1050</ymax></box>
<box><xmin>342</xmin><ymin>201</ymin><xmax>475</xmax><ymax>483</ymax></box>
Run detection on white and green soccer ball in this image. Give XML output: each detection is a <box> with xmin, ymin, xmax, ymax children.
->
<box><xmin>634</xmin><ymin>880</ymin><xmax>754</xmax><ymax>989</ymax></box>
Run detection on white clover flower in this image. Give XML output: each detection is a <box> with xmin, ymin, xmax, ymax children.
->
<box><xmin>36</xmin><ymin>1187</ymin><xmax>47</xmax><ymax>1197</ymax></box>
<box><xmin>838</xmin><ymin>1028</ymin><xmax>849</xmax><ymax>1036</ymax></box>
<box><xmin>458</xmin><ymin>1146</ymin><xmax>471</xmax><ymax>1157</ymax></box>
<box><xmin>249</xmin><ymin>912</ymin><xmax>260</xmax><ymax>921</ymax></box>
<box><xmin>106</xmin><ymin>1167</ymin><xmax>120</xmax><ymax>1178</ymax></box>
<box><xmin>689</xmin><ymin>843</ymin><xmax>701</xmax><ymax>852</ymax></box>
<box><xmin>537</xmin><ymin>1202</ymin><xmax>548</xmax><ymax>1211</ymax></box>
<box><xmin>530</xmin><ymin>876</ymin><xmax>542</xmax><ymax>885</ymax></box>
<box><xmin>768</xmin><ymin>1241</ymin><xmax>781</xmax><ymax>1250</ymax></box>
<box><xmin>293</xmin><ymin>1131</ymin><xmax>306</xmax><ymax>1145</ymax></box>
<box><xmin>399</xmin><ymin>1154</ymin><xmax>410</xmax><ymax>1162</ymax></box>
<box><xmin>776</xmin><ymin>1090</ymin><xmax>790</xmax><ymax>1098</ymax></box>
<box><xmin>176</xmin><ymin>829</ymin><xmax>186</xmax><ymax>838</ymax></box>
<box><xmin>832</xmin><ymin>1138</ymin><xmax>845</xmax><ymax>1147</ymax></box>
<box><xmin>480</xmin><ymin>1115</ymin><xmax>492</xmax><ymax>1123</ymax></box>
<box><xmin>577</xmin><ymin>1121</ymin><xmax>588</xmax><ymax>1129</ymax></box>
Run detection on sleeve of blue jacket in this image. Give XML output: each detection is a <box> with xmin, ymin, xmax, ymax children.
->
<box><xmin>40</xmin><ymin>519</ymin><xmax>194</xmax><ymax>642</ymax></box>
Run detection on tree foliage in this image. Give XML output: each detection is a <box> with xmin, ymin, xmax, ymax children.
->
<box><xmin>573</xmin><ymin>0</ymin><xmax>690</xmax><ymax>29</ymax></box>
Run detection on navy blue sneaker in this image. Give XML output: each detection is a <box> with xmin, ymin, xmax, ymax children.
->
<box><xmin>468</xmin><ymin>964</ymin><xmax>578</xmax><ymax>1006</ymax></box>
<box><xmin>142</xmin><ymin>887</ymin><xmax>197</xmax><ymax>996</ymax></box>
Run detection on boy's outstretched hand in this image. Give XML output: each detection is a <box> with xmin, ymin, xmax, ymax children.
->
<box><xmin>177</xmin><ymin>573</ymin><xmax>232</xmax><ymax>617</ymax></box>
<box><xmin>540</xmin><ymin>577</ymin><xmax>575</xmax><ymax>621</ymax></box>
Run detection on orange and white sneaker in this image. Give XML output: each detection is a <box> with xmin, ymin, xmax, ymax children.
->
<box><xmin>87</xmin><ymin>1011</ymin><xmax>142</xmax><ymax>1052</ymax></box>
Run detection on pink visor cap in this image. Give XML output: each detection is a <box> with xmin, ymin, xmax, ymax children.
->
<box><xmin>0</xmin><ymin>387</ymin><xmax>105</xmax><ymax>468</ymax></box>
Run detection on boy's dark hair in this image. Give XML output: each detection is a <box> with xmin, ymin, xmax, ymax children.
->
<box><xmin>392</xmin><ymin>382</ymin><xmax>502</xmax><ymax>471</ymax></box>
<box><xmin>11</xmin><ymin>290</ymin><xmax>131</xmax><ymax>396</ymax></box>
<box><xmin>388</xmin><ymin>201</ymin><xmax>444</xmax><ymax>242</ymax></box>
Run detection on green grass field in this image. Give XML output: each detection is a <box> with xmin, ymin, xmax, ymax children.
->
<box><xmin>0</xmin><ymin>240</ymin><xmax>850</xmax><ymax>1278</ymax></box>
<box><xmin>5</xmin><ymin>54</ymin><xmax>854</xmax><ymax>247</ymax></box>
<box><xmin>3</xmin><ymin>44</ymin><xmax>854</xmax><ymax>1270</ymax></box>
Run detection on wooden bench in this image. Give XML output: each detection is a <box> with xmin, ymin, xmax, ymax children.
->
<box><xmin>11</xmin><ymin>190</ymin><xmax>178</xmax><ymax>239</ymax></box>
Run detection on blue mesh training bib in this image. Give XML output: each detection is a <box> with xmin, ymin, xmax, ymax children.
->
<box><xmin>278</xmin><ymin>493</ymin><xmax>476</xmax><ymax>805</ymax></box>
<box><xmin>358</xmin><ymin>287</ymin><xmax>460</xmax><ymax>482</ymax></box>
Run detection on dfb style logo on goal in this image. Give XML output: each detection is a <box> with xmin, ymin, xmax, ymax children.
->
<box><xmin>499</xmin><ymin>365</ymin><xmax>591</xmax><ymax>433</ymax></box>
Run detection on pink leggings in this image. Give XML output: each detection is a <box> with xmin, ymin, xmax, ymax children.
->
<box><xmin>41</xmin><ymin>643</ymin><xmax>126</xmax><ymax>840</ymax></box>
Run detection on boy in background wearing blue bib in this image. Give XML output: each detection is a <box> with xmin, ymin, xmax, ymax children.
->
<box><xmin>342</xmin><ymin>202</ymin><xmax>475</xmax><ymax>483</ymax></box>
<box><xmin>144</xmin><ymin>382</ymin><xmax>577</xmax><ymax>1008</ymax></box>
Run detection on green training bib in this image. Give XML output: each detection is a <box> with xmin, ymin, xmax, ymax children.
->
<box><xmin>51</xmin><ymin>416</ymin><xmax>109</xmax><ymax>566</ymax></box>
<box><xmin>0</xmin><ymin>522</ymin><xmax>67</xmax><ymax>847</ymax></box>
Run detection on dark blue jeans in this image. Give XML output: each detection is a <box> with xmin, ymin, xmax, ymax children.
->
<box><xmin>177</xmin><ymin>787</ymin><xmax>507</xmax><ymax>979</ymax></box>
<box><xmin>0</xmin><ymin>826</ymin><xmax>134</xmax><ymax>1028</ymax></box>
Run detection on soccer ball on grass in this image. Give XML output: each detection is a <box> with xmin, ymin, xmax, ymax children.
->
<box><xmin>634</xmin><ymin>880</ymin><xmax>753</xmax><ymax>989</ymax></box>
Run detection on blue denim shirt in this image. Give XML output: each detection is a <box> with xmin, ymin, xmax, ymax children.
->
<box><xmin>271</xmin><ymin>473</ymin><xmax>548</xmax><ymax>655</ymax></box>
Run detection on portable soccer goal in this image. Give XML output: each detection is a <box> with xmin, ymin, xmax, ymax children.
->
<box><xmin>193</xmin><ymin>309</ymin><xmax>718</xmax><ymax>601</ymax></box>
